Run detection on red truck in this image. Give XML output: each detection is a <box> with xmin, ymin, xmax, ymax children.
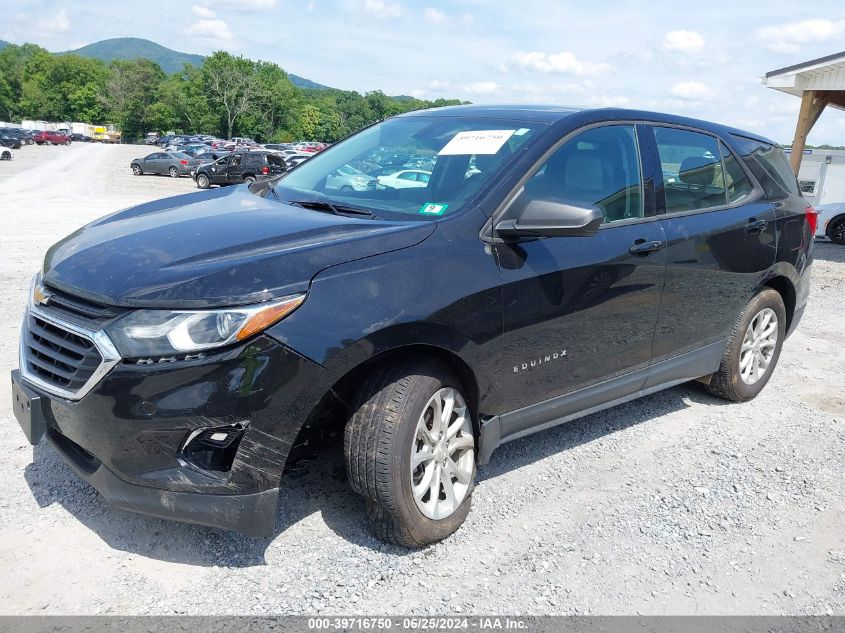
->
<box><xmin>32</xmin><ymin>130</ymin><xmax>71</xmax><ymax>146</ymax></box>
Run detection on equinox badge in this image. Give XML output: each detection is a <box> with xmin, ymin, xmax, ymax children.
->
<box><xmin>514</xmin><ymin>349</ymin><xmax>567</xmax><ymax>373</ymax></box>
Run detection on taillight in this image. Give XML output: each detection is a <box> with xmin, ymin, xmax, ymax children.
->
<box><xmin>180</xmin><ymin>159</ymin><xmax>188</xmax><ymax>165</ymax></box>
<box><xmin>262</xmin><ymin>166</ymin><xmax>269</xmax><ymax>174</ymax></box>
<box><xmin>806</xmin><ymin>205</ymin><xmax>818</xmax><ymax>235</ymax></box>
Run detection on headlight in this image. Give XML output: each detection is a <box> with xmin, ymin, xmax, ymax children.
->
<box><xmin>106</xmin><ymin>294</ymin><xmax>305</xmax><ymax>358</ymax></box>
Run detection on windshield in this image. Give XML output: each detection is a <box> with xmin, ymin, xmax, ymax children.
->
<box><xmin>269</xmin><ymin>115</ymin><xmax>543</xmax><ymax>219</ymax></box>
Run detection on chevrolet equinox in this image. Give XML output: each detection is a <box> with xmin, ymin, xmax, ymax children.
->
<box><xmin>12</xmin><ymin>106</ymin><xmax>814</xmax><ymax>547</ymax></box>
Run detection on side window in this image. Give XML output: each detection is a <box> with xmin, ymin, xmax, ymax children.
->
<box><xmin>398</xmin><ymin>172</ymin><xmax>416</xmax><ymax>181</ymax></box>
<box><xmin>417</xmin><ymin>172</ymin><xmax>431</xmax><ymax>184</ymax></box>
<box><xmin>654</xmin><ymin>127</ymin><xmax>726</xmax><ymax>213</ymax></box>
<box><xmin>719</xmin><ymin>141</ymin><xmax>753</xmax><ymax>204</ymax></box>
<box><xmin>730</xmin><ymin>135</ymin><xmax>799</xmax><ymax>199</ymax></box>
<box><xmin>522</xmin><ymin>125</ymin><xmax>643</xmax><ymax>224</ymax></box>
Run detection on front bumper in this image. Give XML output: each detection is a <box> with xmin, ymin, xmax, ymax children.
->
<box><xmin>13</xmin><ymin>331</ymin><xmax>333</xmax><ymax>536</ymax></box>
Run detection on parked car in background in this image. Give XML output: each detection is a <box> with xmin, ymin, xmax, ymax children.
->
<box><xmin>145</xmin><ymin>132</ymin><xmax>161</xmax><ymax>145</ymax></box>
<box><xmin>0</xmin><ymin>147</ymin><xmax>12</xmax><ymax>160</ymax></box>
<box><xmin>71</xmin><ymin>133</ymin><xmax>93</xmax><ymax>142</ymax></box>
<box><xmin>0</xmin><ymin>135</ymin><xmax>22</xmax><ymax>149</ymax></box>
<box><xmin>284</xmin><ymin>153</ymin><xmax>312</xmax><ymax>169</ymax></box>
<box><xmin>33</xmin><ymin>130</ymin><xmax>71</xmax><ymax>145</ymax></box>
<box><xmin>2</xmin><ymin>129</ymin><xmax>34</xmax><ymax>145</ymax></box>
<box><xmin>192</xmin><ymin>150</ymin><xmax>286</xmax><ymax>188</ymax></box>
<box><xmin>376</xmin><ymin>169</ymin><xmax>432</xmax><ymax>189</ymax></box>
<box><xmin>130</xmin><ymin>151</ymin><xmax>201</xmax><ymax>177</ymax></box>
<box><xmin>325</xmin><ymin>164</ymin><xmax>376</xmax><ymax>193</ymax></box>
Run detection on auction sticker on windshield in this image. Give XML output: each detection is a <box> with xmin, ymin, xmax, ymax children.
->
<box><xmin>438</xmin><ymin>130</ymin><xmax>515</xmax><ymax>156</ymax></box>
<box><xmin>419</xmin><ymin>203</ymin><xmax>449</xmax><ymax>215</ymax></box>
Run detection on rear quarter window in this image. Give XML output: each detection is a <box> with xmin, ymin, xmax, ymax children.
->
<box><xmin>730</xmin><ymin>135</ymin><xmax>800</xmax><ymax>199</ymax></box>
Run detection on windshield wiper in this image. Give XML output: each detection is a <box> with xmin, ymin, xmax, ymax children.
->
<box><xmin>286</xmin><ymin>199</ymin><xmax>374</xmax><ymax>218</ymax></box>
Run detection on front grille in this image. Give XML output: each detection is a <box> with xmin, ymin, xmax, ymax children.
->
<box><xmin>42</xmin><ymin>284</ymin><xmax>125</xmax><ymax>323</ymax></box>
<box><xmin>23</xmin><ymin>313</ymin><xmax>104</xmax><ymax>394</ymax></box>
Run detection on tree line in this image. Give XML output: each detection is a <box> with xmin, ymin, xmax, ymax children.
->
<box><xmin>0</xmin><ymin>43</ymin><xmax>465</xmax><ymax>142</ymax></box>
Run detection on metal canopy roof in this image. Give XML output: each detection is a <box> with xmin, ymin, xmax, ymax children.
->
<box><xmin>763</xmin><ymin>50</ymin><xmax>845</xmax><ymax>110</ymax></box>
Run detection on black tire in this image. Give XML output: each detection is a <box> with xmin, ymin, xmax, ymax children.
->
<box><xmin>169</xmin><ymin>166</ymin><xmax>179</xmax><ymax>178</ymax></box>
<box><xmin>243</xmin><ymin>175</ymin><xmax>256</xmax><ymax>184</ymax></box>
<box><xmin>46</xmin><ymin>140</ymin><xmax>52</xmax><ymax>146</ymax></box>
<box><xmin>706</xmin><ymin>288</ymin><xmax>786</xmax><ymax>402</ymax></box>
<box><xmin>339</xmin><ymin>185</ymin><xmax>353</xmax><ymax>194</ymax></box>
<box><xmin>196</xmin><ymin>174</ymin><xmax>210</xmax><ymax>189</ymax></box>
<box><xmin>344</xmin><ymin>359</ymin><xmax>476</xmax><ymax>548</ymax></box>
<box><xmin>65</xmin><ymin>140</ymin><xmax>71</xmax><ymax>146</ymax></box>
<box><xmin>1</xmin><ymin>151</ymin><xmax>10</xmax><ymax>160</ymax></box>
<box><xmin>827</xmin><ymin>216</ymin><xmax>845</xmax><ymax>245</ymax></box>
<box><xmin>131</xmin><ymin>164</ymin><xmax>142</xmax><ymax>175</ymax></box>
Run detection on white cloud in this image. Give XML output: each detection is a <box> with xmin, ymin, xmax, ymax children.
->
<box><xmin>364</xmin><ymin>0</ymin><xmax>402</xmax><ymax>19</ymax></box>
<box><xmin>192</xmin><ymin>5</ymin><xmax>216</xmax><ymax>18</ymax></box>
<box><xmin>461</xmin><ymin>13</ymin><xmax>475</xmax><ymax>24</ymax></box>
<box><xmin>504</xmin><ymin>51</ymin><xmax>613</xmax><ymax>77</ymax></box>
<box><xmin>670</xmin><ymin>81</ymin><xmax>716</xmax><ymax>101</ymax></box>
<box><xmin>757</xmin><ymin>19</ymin><xmax>845</xmax><ymax>53</ymax></box>
<box><xmin>36</xmin><ymin>9</ymin><xmax>69</xmax><ymax>34</ymax></box>
<box><xmin>463</xmin><ymin>81</ymin><xmax>499</xmax><ymax>95</ymax></box>
<box><xmin>186</xmin><ymin>18</ymin><xmax>234</xmax><ymax>41</ymax></box>
<box><xmin>424</xmin><ymin>7</ymin><xmax>446</xmax><ymax>24</ymax></box>
<box><xmin>428</xmin><ymin>79</ymin><xmax>450</xmax><ymax>91</ymax></box>
<box><xmin>662</xmin><ymin>30</ymin><xmax>705</xmax><ymax>53</ymax></box>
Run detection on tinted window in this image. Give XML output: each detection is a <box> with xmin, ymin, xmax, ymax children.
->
<box><xmin>654</xmin><ymin>127</ymin><xmax>727</xmax><ymax>213</ymax></box>
<box><xmin>522</xmin><ymin>125</ymin><xmax>643</xmax><ymax>224</ymax></box>
<box><xmin>719</xmin><ymin>141</ymin><xmax>753</xmax><ymax>204</ymax></box>
<box><xmin>730</xmin><ymin>135</ymin><xmax>799</xmax><ymax>199</ymax></box>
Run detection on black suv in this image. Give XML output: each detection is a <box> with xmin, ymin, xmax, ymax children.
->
<box><xmin>12</xmin><ymin>106</ymin><xmax>813</xmax><ymax>547</ymax></box>
<box><xmin>193</xmin><ymin>150</ymin><xmax>286</xmax><ymax>188</ymax></box>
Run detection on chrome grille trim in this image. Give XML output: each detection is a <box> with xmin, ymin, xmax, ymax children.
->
<box><xmin>19</xmin><ymin>305</ymin><xmax>120</xmax><ymax>401</ymax></box>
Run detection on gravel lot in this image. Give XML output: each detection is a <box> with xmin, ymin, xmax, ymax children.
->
<box><xmin>0</xmin><ymin>143</ymin><xmax>843</xmax><ymax>615</ymax></box>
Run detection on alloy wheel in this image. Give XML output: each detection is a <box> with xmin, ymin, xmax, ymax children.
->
<box><xmin>739</xmin><ymin>307</ymin><xmax>778</xmax><ymax>385</ymax></box>
<box><xmin>410</xmin><ymin>387</ymin><xmax>474</xmax><ymax>520</ymax></box>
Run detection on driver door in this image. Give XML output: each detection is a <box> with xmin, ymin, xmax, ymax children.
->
<box><xmin>494</xmin><ymin>123</ymin><xmax>667</xmax><ymax>426</ymax></box>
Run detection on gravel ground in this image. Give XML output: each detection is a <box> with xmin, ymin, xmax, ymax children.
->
<box><xmin>0</xmin><ymin>143</ymin><xmax>843</xmax><ymax>615</ymax></box>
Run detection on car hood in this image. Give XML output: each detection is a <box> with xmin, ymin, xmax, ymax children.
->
<box><xmin>42</xmin><ymin>186</ymin><xmax>435</xmax><ymax>308</ymax></box>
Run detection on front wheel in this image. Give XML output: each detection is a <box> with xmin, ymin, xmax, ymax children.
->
<box><xmin>169</xmin><ymin>166</ymin><xmax>179</xmax><ymax>178</ymax></box>
<box><xmin>827</xmin><ymin>216</ymin><xmax>845</xmax><ymax>245</ymax></box>
<box><xmin>1</xmin><ymin>151</ymin><xmax>10</xmax><ymax>160</ymax></box>
<box><xmin>196</xmin><ymin>174</ymin><xmax>210</xmax><ymax>189</ymax></box>
<box><xmin>131</xmin><ymin>164</ymin><xmax>142</xmax><ymax>175</ymax></box>
<box><xmin>345</xmin><ymin>360</ymin><xmax>476</xmax><ymax>547</ymax></box>
<box><xmin>706</xmin><ymin>288</ymin><xmax>786</xmax><ymax>402</ymax></box>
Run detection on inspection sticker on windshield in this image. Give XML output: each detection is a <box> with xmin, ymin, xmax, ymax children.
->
<box><xmin>419</xmin><ymin>202</ymin><xmax>449</xmax><ymax>216</ymax></box>
<box><xmin>438</xmin><ymin>130</ymin><xmax>515</xmax><ymax>156</ymax></box>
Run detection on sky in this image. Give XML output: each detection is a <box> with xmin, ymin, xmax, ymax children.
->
<box><xmin>3</xmin><ymin>0</ymin><xmax>845</xmax><ymax>144</ymax></box>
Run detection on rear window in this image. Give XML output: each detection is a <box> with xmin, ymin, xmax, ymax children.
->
<box><xmin>731</xmin><ymin>135</ymin><xmax>800</xmax><ymax>198</ymax></box>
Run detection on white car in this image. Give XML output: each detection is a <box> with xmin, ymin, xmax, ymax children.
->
<box><xmin>325</xmin><ymin>164</ymin><xmax>376</xmax><ymax>193</ymax></box>
<box><xmin>817</xmin><ymin>203</ymin><xmax>845</xmax><ymax>244</ymax></box>
<box><xmin>376</xmin><ymin>169</ymin><xmax>431</xmax><ymax>189</ymax></box>
<box><xmin>1</xmin><ymin>147</ymin><xmax>12</xmax><ymax>161</ymax></box>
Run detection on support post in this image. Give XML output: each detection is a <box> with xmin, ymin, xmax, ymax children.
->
<box><xmin>790</xmin><ymin>90</ymin><xmax>828</xmax><ymax>175</ymax></box>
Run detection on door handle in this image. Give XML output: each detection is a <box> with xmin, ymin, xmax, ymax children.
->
<box><xmin>629</xmin><ymin>239</ymin><xmax>663</xmax><ymax>255</ymax></box>
<box><xmin>745</xmin><ymin>218</ymin><xmax>768</xmax><ymax>232</ymax></box>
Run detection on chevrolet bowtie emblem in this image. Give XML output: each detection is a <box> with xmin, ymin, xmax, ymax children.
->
<box><xmin>33</xmin><ymin>283</ymin><xmax>51</xmax><ymax>306</ymax></box>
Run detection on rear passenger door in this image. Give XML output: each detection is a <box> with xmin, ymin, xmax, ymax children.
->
<box><xmin>645</xmin><ymin>125</ymin><xmax>777</xmax><ymax>364</ymax></box>
<box><xmin>227</xmin><ymin>154</ymin><xmax>245</xmax><ymax>183</ymax></box>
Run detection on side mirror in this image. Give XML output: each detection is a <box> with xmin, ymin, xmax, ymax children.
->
<box><xmin>495</xmin><ymin>198</ymin><xmax>603</xmax><ymax>238</ymax></box>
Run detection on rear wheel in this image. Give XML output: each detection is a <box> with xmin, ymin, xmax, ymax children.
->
<box><xmin>1</xmin><ymin>151</ymin><xmax>10</xmax><ymax>160</ymax></box>
<box><xmin>196</xmin><ymin>174</ymin><xmax>210</xmax><ymax>189</ymax></box>
<box><xmin>169</xmin><ymin>166</ymin><xmax>179</xmax><ymax>178</ymax></box>
<box><xmin>706</xmin><ymin>288</ymin><xmax>786</xmax><ymax>402</ymax></box>
<box><xmin>345</xmin><ymin>359</ymin><xmax>476</xmax><ymax>547</ymax></box>
<box><xmin>828</xmin><ymin>216</ymin><xmax>845</xmax><ymax>245</ymax></box>
<box><xmin>131</xmin><ymin>164</ymin><xmax>142</xmax><ymax>175</ymax></box>
<box><xmin>46</xmin><ymin>140</ymin><xmax>52</xmax><ymax>146</ymax></box>
<box><xmin>243</xmin><ymin>175</ymin><xmax>256</xmax><ymax>184</ymax></box>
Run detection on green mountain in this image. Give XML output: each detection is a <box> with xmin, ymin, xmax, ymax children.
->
<box><xmin>0</xmin><ymin>39</ymin><xmax>9</xmax><ymax>49</ymax></box>
<box><xmin>60</xmin><ymin>37</ymin><xmax>329</xmax><ymax>90</ymax></box>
